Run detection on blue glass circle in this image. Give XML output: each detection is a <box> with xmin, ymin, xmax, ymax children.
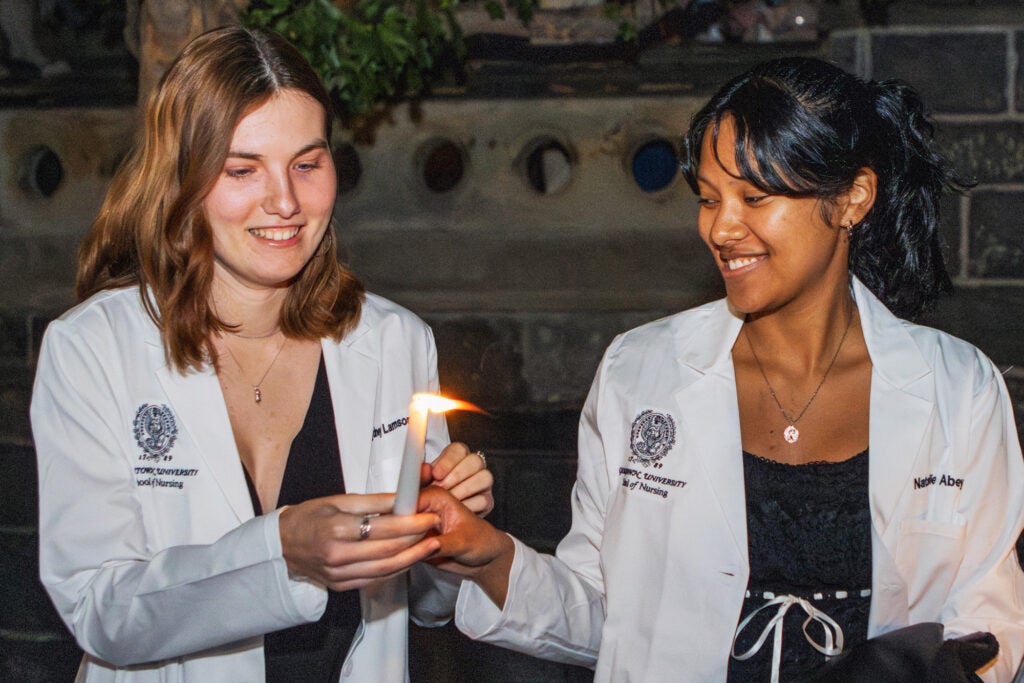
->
<box><xmin>631</xmin><ymin>139</ymin><xmax>678</xmax><ymax>193</ymax></box>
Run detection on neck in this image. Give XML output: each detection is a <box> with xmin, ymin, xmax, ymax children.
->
<box><xmin>743</xmin><ymin>290</ymin><xmax>858</xmax><ymax>371</ymax></box>
<box><xmin>211</xmin><ymin>277</ymin><xmax>287</xmax><ymax>339</ymax></box>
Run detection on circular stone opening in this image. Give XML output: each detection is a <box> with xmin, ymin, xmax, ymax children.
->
<box><xmin>631</xmin><ymin>138</ymin><xmax>678</xmax><ymax>193</ymax></box>
<box><xmin>524</xmin><ymin>138</ymin><xmax>573</xmax><ymax>195</ymax></box>
<box><xmin>333</xmin><ymin>142</ymin><xmax>362</xmax><ymax>195</ymax></box>
<box><xmin>419</xmin><ymin>139</ymin><xmax>466</xmax><ymax>194</ymax></box>
<box><xmin>21</xmin><ymin>145</ymin><xmax>64</xmax><ymax>198</ymax></box>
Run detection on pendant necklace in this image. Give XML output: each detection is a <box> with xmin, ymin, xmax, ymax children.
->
<box><xmin>221</xmin><ymin>335</ymin><xmax>286</xmax><ymax>405</ymax></box>
<box><xmin>744</xmin><ymin>308</ymin><xmax>854</xmax><ymax>444</ymax></box>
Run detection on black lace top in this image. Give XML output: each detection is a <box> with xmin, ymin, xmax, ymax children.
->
<box><xmin>243</xmin><ymin>355</ymin><xmax>361</xmax><ymax>682</ymax></box>
<box><xmin>727</xmin><ymin>450</ymin><xmax>872</xmax><ymax>682</ymax></box>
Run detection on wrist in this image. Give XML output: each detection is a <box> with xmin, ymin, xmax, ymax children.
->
<box><xmin>474</xmin><ymin>533</ymin><xmax>515</xmax><ymax>609</ymax></box>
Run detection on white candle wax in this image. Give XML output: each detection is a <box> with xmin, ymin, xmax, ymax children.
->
<box><xmin>393</xmin><ymin>395</ymin><xmax>429</xmax><ymax>515</ymax></box>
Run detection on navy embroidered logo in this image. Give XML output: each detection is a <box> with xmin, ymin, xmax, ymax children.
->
<box><xmin>133</xmin><ymin>404</ymin><xmax>178</xmax><ymax>462</ymax></box>
<box><xmin>630</xmin><ymin>409</ymin><xmax>676</xmax><ymax>467</ymax></box>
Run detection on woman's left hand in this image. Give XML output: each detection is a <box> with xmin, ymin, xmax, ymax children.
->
<box><xmin>425</xmin><ymin>442</ymin><xmax>494</xmax><ymax>516</ymax></box>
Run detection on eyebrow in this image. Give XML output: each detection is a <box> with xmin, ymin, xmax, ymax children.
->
<box><xmin>225</xmin><ymin>139</ymin><xmax>329</xmax><ymax>161</ymax></box>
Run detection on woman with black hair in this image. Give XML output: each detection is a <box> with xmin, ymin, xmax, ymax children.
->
<box><xmin>418</xmin><ymin>57</ymin><xmax>1024</xmax><ymax>681</ymax></box>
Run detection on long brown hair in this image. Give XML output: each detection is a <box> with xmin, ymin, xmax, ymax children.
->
<box><xmin>76</xmin><ymin>26</ymin><xmax>364</xmax><ymax>372</ymax></box>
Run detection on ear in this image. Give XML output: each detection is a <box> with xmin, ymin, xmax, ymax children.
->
<box><xmin>839</xmin><ymin>167</ymin><xmax>877</xmax><ymax>227</ymax></box>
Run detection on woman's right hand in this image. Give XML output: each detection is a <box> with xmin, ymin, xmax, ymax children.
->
<box><xmin>277</xmin><ymin>493</ymin><xmax>441</xmax><ymax>592</ymax></box>
<box><xmin>416</xmin><ymin>486</ymin><xmax>516</xmax><ymax>609</ymax></box>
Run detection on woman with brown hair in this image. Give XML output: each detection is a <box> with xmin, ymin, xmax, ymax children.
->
<box><xmin>31</xmin><ymin>25</ymin><xmax>491</xmax><ymax>682</ymax></box>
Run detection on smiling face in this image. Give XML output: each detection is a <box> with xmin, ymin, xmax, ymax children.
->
<box><xmin>695</xmin><ymin>116</ymin><xmax>851</xmax><ymax>317</ymax></box>
<box><xmin>203</xmin><ymin>89</ymin><xmax>336</xmax><ymax>296</ymax></box>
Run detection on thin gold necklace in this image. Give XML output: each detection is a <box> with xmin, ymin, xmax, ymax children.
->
<box><xmin>230</xmin><ymin>326</ymin><xmax>281</xmax><ymax>340</ymax></box>
<box><xmin>220</xmin><ymin>336</ymin><xmax>287</xmax><ymax>405</ymax></box>
<box><xmin>744</xmin><ymin>308</ymin><xmax>854</xmax><ymax>444</ymax></box>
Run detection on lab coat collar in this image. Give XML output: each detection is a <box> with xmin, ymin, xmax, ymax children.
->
<box><xmin>853</xmin><ymin>279</ymin><xmax>936</xmax><ymax>539</ymax></box>
<box><xmin>671</xmin><ymin>301</ymin><xmax>746</xmax><ymax>561</ymax></box>
<box><xmin>321</xmin><ymin>301</ymin><xmax>383</xmax><ymax>496</ymax></box>
<box><xmin>667</xmin><ymin>277</ymin><xmax>936</xmax><ymax>562</ymax></box>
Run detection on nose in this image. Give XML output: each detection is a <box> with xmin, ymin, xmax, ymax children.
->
<box><xmin>262</xmin><ymin>171</ymin><xmax>300</xmax><ymax>218</ymax></box>
<box><xmin>708</xmin><ymin>202</ymin><xmax>747</xmax><ymax>247</ymax></box>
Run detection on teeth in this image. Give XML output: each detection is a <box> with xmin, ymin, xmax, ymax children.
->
<box><xmin>727</xmin><ymin>256</ymin><xmax>760</xmax><ymax>270</ymax></box>
<box><xmin>249</xmin><ymin>227</ymin><xmax>299</xmax><ymax>241</ymax></box>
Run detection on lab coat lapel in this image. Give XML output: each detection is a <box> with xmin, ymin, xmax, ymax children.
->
<box><xmin>152</xmin><ymin>343</ymin><xmax>253</xmax><ymax>523</ymax></box>
<box><xmin>855</xmin><ymin>279</ymin><xmax>935</xmax><ymax>537</ymax></box>
<box><xmin>322</xmin><ymin>335</ymin><xmax>380</xmax><ymax>495</ymax></box>
<box><xmin>673</xmin><ymin>301</ymin><xmax>748</xmax><ymax>561</ymax></box>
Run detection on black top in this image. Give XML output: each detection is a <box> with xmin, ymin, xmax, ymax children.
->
<box><xmin>727</xmin><ymin>450</ymin><xmax>872</xmax><ymax>682</ymax></box>
<box><xmin>243</xmin><ymin>355</ymin><xmax>361</xmax><ymax>682</ymax></box>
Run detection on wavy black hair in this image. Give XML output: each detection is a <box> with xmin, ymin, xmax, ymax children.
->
<box><xmin>679</xmin><ymin>56</ymin><xmax>969</xmax><ymax>319</ymax></box>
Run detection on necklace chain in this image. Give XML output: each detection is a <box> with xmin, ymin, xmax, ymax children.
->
<box><xmin>230</xmin><ymin>326</ymin><xmax>281</xmax><ymax>340</ymax></box>
<box><xmin>744</xmin><ymin>308</ymin><xmax>854</xmax><ymax>444</ymax></box>
<box><xmin>220</xmin><ymin>336</ymin><xmax>287</xmax><ymax>405</ymax></box>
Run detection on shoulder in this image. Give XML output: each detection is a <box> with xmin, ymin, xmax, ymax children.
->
<box><xmin>330</xmin><ymin>292</ymin><xmax>435</xmax><ymax>352</ymax></box>
<box><xmin>900</xmin><ymin>318</ymin><xmax>1000</xmax><ymax>391</ymax></box>
<box><xmin>857</xmin><ymin>279</ymin><xmax>1000</xmax><ymax>395</ymax></box>
<box><xmin>45</xmin><ymin>287</ymin><xmax>155</xmax><ymax>346</ymax></box>
<box><xmin>606</xmin><ymin>299</ymin><xmax>727</xmax><ymax>362</ymax></box>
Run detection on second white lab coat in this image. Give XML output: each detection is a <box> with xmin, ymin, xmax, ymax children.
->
<box><xmin>457</xmin><ymin>278</ymin><xmax>1024</xmax><ymax>681</ymax></box>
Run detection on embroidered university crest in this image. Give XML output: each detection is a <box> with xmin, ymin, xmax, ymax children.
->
<box><xmin>133</xmin><ymin>404</ymin><xmax>178</xmax><ymax>462</ymax></box>
<box><xmin>630</xmin><ymin>409</ymin><xmax>676</xmax><ymax>466</ymax></box>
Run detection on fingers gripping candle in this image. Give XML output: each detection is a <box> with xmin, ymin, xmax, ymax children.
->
<box><xmin>393</xmin><ymin>393</ymin><xmax>479</xmax><ymax>514</ymax></box>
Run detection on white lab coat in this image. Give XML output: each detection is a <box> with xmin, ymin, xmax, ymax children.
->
<box><xmin>457</xmin><ymin>278</ymin><xmax>1024</xmax><ymax>682</ymax></box>
<box><xmin>31</xmin><ymin>287</ymin><xmax>459</xmax><ymax>682</ymax></box>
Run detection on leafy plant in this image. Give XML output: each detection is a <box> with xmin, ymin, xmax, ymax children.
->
<box><xmin>243</xmin><ymin>0</ymin><xmax>541</xmax><ymax>124</ymax></box>
<box><xmin>243</xmin><ymin>0</ymin><xmax>465</xmax><ymax>121</ymax></box>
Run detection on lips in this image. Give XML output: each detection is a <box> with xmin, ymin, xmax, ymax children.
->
<box><xmin>248</xmin><ymin>226</ymin><xmax>300</xmax><ymax>241</ymax></box>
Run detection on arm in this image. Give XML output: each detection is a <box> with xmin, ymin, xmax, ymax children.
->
<box><xmin>432</xmin><ymin>354</ymin><xmax>618</xmax><ymax>667</ymax></box>
<box><xmin>941</xmin><ymin>357</ymin><xmax>1024</xmax><ymax>682</ymax></box>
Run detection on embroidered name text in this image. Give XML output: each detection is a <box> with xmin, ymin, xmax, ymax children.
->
<box><xmin>372</xmin><ymin>416</ymin><xmax>409</xmax><ymax>440</ymax></box>
<box><xmin>914</xmin><ymin>473</ymin><xmax>964</xmax><ymax>490</ymax></box>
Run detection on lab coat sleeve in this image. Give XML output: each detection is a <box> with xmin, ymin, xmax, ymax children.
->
<box><xmin>940</xmin><ymin>357</ymin><xmax>1024</xmax><ymax>682</ymax></box>
<box><xmin>32</xmin><ymin>321</ymin><xmax>327</xmax><ymax>667</ymax></box>
<box><xmin>454</xmin><ymin>347</ymin><xmax>616</xmax><ymax>667</ymax></box>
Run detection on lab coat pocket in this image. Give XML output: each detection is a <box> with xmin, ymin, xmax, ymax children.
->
<box><xmin>895</xmin><ymin>516</ymin><xmax>966</xmax><ymax>615</ymax></box>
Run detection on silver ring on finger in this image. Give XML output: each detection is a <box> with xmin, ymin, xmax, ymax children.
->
<box><xmin>475</xmin><ymin>450</ymin><xmax>487</xmax><ymax>470</ymax></box>
<box><xmin>358</xmin><ymin>514</ymin><xmax>373</xmax><ymax>541</ymax></box>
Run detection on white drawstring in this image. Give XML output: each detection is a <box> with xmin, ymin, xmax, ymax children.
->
<box><xmin>731</xmin><ymin>594</ymin><xmax>845</xmax><ymax>683</ymax></box>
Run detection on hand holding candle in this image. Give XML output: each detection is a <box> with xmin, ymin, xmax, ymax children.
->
<box><xmin>393</xmin><ymin>393</ymin><xmax>479</xmax><ymax>514</ymax></box>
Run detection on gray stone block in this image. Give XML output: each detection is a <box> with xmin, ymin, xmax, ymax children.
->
<box><xmin>0</xmin><ymin>443</ymin><xmax>37</xmax><ymax>526</ymax></box>
<box><xmin>1016</xmin><ymin>30</ymin><xmax>1024</xmax><ymax>113</ymax></box>
<box><xmin>0</xmin><ymin>311</ymin><xmax>28</xmax><ymax>361</ymax></box>
<box><xmin>429</xmin><ymin>316</ymin><xmax>530</xmax><ymax>410</ymax></box>
<box><xmin>918</xmin><ymin>286</ymin><xmax>1024</xmax><ymax>369</ymax></box>
<box><xmin>0</xmin><ymin>529</ymin><xmax>67</xmax><ymax>632</ymax></box>
<box><xmin>936</xmin><ymin>122</ymin><xmax>1024</xmax><ymax>185</ymax></box>
<box><xmin>966</xmin><ymin>190</ymin><xmax>1024</xmax><ymax>278</ymax></box>
<box><xmin>0</xmin><ymin>632</ymin><xmax>81</xmax><ymax>683</ymax></box>
<box><xmin>0</xmin><ymin>364</ymin><xmax>33</xmax><ymax>442</ymax></box>
<box><xmin>871</xmin><ymin>32</ymin><xmax>1007</xmax><ymax>114</ymax></box>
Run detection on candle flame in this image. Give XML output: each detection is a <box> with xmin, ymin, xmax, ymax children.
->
<box><xmin>411</xmin><ymin>392</ymin><xmax>484</xmax><ymax>414</ymax></box>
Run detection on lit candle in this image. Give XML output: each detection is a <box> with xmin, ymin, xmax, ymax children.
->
<box><xmin>393</xmin><ymin>393</ymin><xmax>479</xmax><ymax>514</ymax></box>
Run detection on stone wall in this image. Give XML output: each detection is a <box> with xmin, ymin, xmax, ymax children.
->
<box><xmin>2</xmin><ymin>18</ymin><xmax>1023</xmax><ymax>683</ymax></box>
